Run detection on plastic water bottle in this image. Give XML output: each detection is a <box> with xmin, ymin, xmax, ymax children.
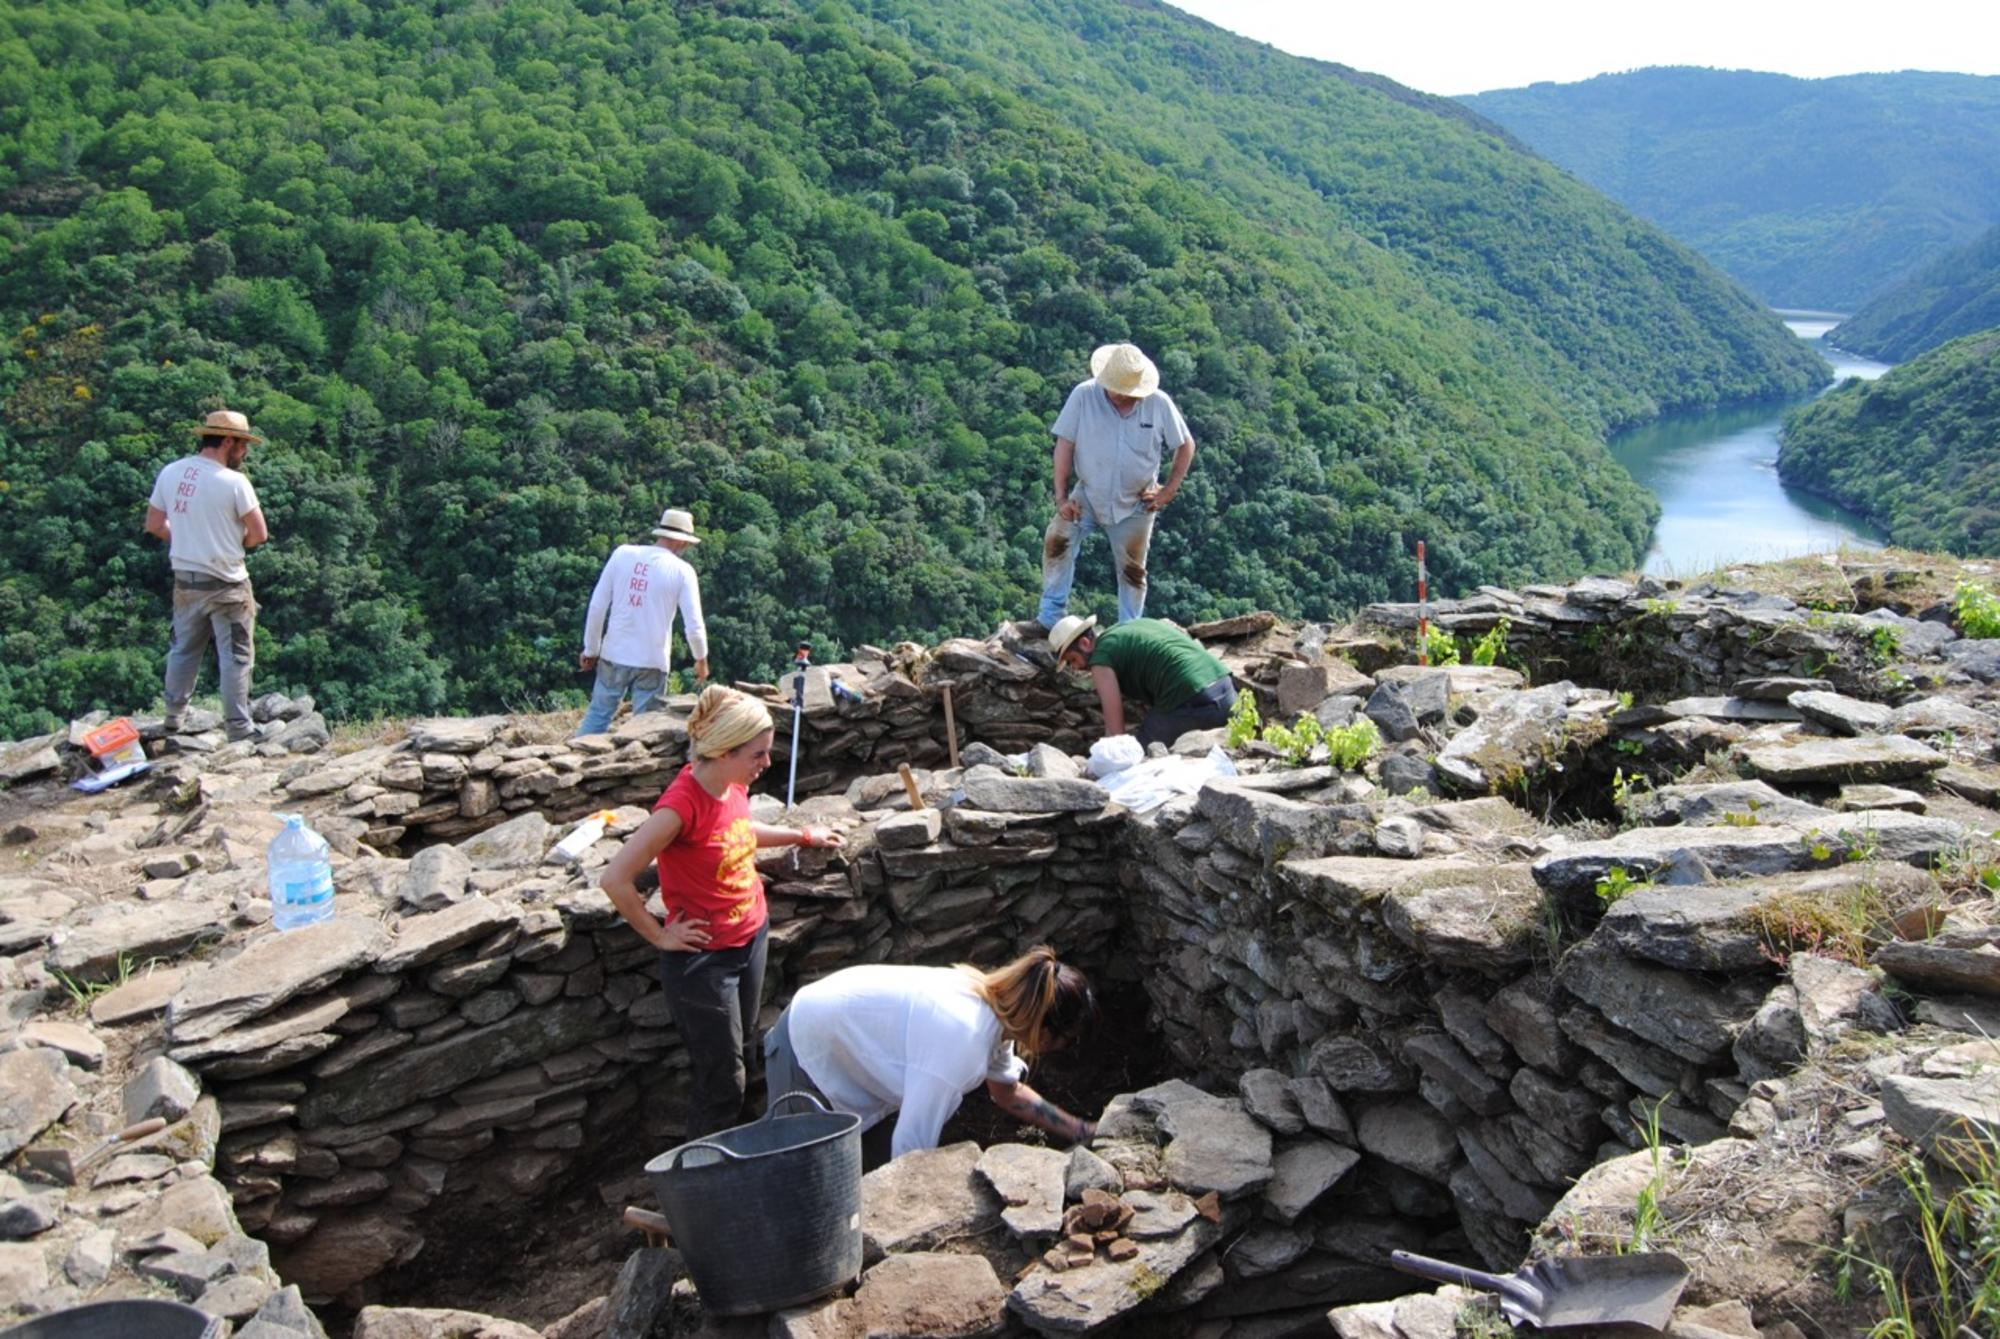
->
<box><xmin>268</xmin><ymin>814</ymin><xmax>334</xmax><ymax>931</ymax></box>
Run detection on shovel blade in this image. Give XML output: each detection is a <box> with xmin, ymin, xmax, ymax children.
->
<box><xmin>1523</xmin><ymin>1253</ymin><xmax>1691</xmax><ymax>1330</ymax></box>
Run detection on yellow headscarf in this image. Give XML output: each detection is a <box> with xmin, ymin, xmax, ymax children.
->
<box><xmin>687</xmin><ymin>685</ymin><xmax>774</xmax><ymax>758</ymax></box>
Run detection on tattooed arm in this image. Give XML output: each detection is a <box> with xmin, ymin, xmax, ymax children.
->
<box><xmin>986</xmin><ymin>1078</ymin><xmax>1096</xmax><ymax>1144</ymax></box>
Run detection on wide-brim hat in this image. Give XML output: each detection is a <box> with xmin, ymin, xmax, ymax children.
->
<box><xmin>651</xmin><ymin>507</ymin><xmax>701</xmax><ymax>544</ymax></box>
<box><xmin>1049</xmin><ymin>614</ymin><xmax>1098</xmax><ymax>661</ymax></box>
<box><xmin>1090</xmin><ymin>343</ymin><xmax>1159</xmax><ymax>398</ymax></box>
<box><xmin>192</xmin><ymin>408</ymin><xmax>265</xmax><ymax>444</ymax></box>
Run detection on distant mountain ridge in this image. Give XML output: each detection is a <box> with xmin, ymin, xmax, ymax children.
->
<box><xmin>1833</xmin><ymin>226</ymin><xmax>2000</xmax><ymax>361</ymax></box>
<box><xmin>1462</xmin><ymin>67</ymin><xmax>2000</xmax><ymax>309</ymax></box>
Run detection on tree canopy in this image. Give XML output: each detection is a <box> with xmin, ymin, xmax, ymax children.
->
<box><xmin>1833</xmin><ymin>226</ymin><xmax>2000</xmax><ymax>362</ymax></box>
<box><xmin>0</xmin><ymin>0</ymin><xmax>1825</xmax><ymax>737</ymax></box>
<box><xmin>1778</xmin><ymin>331</ymin><xmax>2000</xmax><ymax>556</ymax></box>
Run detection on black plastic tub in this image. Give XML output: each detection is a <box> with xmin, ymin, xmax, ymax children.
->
<box><xmin>0</xmin><ymin>1300</ymin><xmax>222</xmax><ymax>1339</ymax></box>
<box><xmin>644</xmin><ymin>1091</ymin><xmax>863</xmax><ymax>1315</ymax></box>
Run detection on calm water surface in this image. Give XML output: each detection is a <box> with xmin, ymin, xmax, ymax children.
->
<box><xmin>1608</xmin><ymin>312</ymin><xmax>1893</xmax><ymax>576</ymax></box>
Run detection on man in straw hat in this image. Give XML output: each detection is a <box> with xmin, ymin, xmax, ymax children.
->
<box><xmin>1036</xmin><ymin>342</ymin><xmax>1195</xmax><ymax>630</ymax></box>
<box><xmin>1046</xmin><ymin>613</ymin><xmax>1237</xmax><ymax>750</ymax></box>
<box><xmin>144</xmin><ymin>409</ymin><xmax>270</xmax><ymax>741</ymax></box>
<box><xmin>576</xmin><ymin>506</ymin><xmax>710</xmax><ymax>736</ymax></box>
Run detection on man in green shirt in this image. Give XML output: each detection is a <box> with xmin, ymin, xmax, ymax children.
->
<box><xmin>1048</xmin><ymin>615</ymin><xmax>1238</xmax><ymax>749</ymax></box>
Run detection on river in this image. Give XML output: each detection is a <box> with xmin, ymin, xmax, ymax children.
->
<box><xmin>1607</xmin><ymin>312</ymin><xmax>1894</xmax><ymax>576</ymax></box>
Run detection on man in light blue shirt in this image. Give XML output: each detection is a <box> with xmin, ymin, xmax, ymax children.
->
<box><xmin>1036</xmin><ymin>343</ymin><xmax>1195</xmax><ymax>628</ymax></box>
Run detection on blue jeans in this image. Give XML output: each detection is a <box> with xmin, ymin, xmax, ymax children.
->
<box><xmin>575</xmin><ymin>659</ymin><xmax>666</xmax><ymax>736</ymax></box>
<box><xmin>1037</xmin><ymin>504</ymin><xmax>1155</xmax><ymax>626</ymax></box>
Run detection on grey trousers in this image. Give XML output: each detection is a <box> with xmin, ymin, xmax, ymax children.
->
<box><xmin>657</xmin><ymin>920</ymin><xmax>769</xmax><ymax>1139</ymax></box>
<box><xmin>164</xmin><ymin>576</ymin><xmax>257</xmax><ymax>738</ymax></box>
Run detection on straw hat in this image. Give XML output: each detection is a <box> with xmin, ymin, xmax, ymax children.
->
<box><xmin>192</xmin><ymin>409</ymin><xmax>265</xmax><ymax>444</ymax></box>
<box><xmin>1090</xmin><ymin>343</ymin><xmax>1159</xmax><ymax>398</ymax></box>
<box><xmin>1049</xmin><ymin>614</ymin><xmax>1098</xmax><ymax>661</ymax></box>
<box><xmin>651</xmin><ymin>508</ymin><xmax>701</xmax><ymax>544</ymax></box>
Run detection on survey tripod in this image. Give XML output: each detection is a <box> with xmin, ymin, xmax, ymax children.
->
<box><xmin>785</xmin><ymin>641</ymin><xmax>810</xmax><ymax>810</ymax></box>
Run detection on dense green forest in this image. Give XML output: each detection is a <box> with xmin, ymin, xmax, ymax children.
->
<box><xmin>0</xmin><ymin>0</ymin><xmax>1826</xmax><ymax>737</ymax></box>
<box><xmin>1833</xmin><ymin>226</ymin><xmax>2000</xmax><ymax>362</ymax></box>
<box><xmin>1778</xmin><ymin>331</ymin><xmax>2000</xmax><ymax>555</ymax></box>
<box><xmin>1463</xmin><ymin>68</ymin><xmax>2000</xmax><ymax>310</ymax></box>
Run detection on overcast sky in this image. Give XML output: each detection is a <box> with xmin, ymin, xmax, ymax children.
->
<box><xmin>1166</xmin><ymin>0</ymin><xmax>2000</xmax><ymax>97</ymax></box>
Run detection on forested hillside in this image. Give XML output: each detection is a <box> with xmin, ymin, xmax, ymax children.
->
<box><xmin>0</xmin><ymin>0</ymin><xmax>1824</xmax><ymax>736</ymax></box>
<box><xmin>1833</xmin><ymin>226</ymin><xmax>2000</xmax><ymax>362</ymax></box>
<box><xmin>1463</xmin><ymin>68</ymin><xmax>2000</xmax><ymax>309</ymax></box>
<box><xmin>1778</xmin><ymin>331</ymin><xmax>2000</xmax><ymax>555</ymax></box>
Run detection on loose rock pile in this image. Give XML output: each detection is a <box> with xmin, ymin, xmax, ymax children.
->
<box><xmin>3</xmin><ymin>558</ymin><xmax>2000</xmax><ymax>1339</ymax></box>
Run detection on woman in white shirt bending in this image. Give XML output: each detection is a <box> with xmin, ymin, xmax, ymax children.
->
<box><xmin>764</xmin><ymin>945</ymin><xmax>1099</xmax><ymax>1165</ymax></box>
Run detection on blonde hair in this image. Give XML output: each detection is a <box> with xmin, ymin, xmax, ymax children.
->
<box><xmin>959</xmin><ymin>945</ymin><xmax>1098</xmax><ymax>1061</ymax></box>
<box><xmin>687</xmin><ymin>685</ymin><xmax>774</xmax><ymax>758</ymax></box>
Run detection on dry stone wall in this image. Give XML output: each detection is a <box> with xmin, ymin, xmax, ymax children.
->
<box><xmin>9</xmin><ymin>563</ymin><xmax>2000</xmax><ymax>1338</ymax></box>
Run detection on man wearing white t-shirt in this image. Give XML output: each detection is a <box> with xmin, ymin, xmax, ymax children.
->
<box><xmin>1037</xmin><ymin>342</ymin><xmax>1195</xmax><ymax>629</ymax></box>
<box><xmin>575</xmin><ymin>507</ymin><xmax>710</xmax><ymax>736</ymax></box>
<box><xmin>144</xmin><ymin>409</ymin><xmax>270</xmax><ymax>741</ymax></box>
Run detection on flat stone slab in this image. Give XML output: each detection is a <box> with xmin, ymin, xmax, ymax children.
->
<box><xmin>1661</xmin><ymin>696</ymin><xmax>1802</xmax><ymax>723</ymax></box>
<box><xmin>959</xmin><ymin>766</ymin><xmax>1108</xmax><ymax>814</ymax></box>
<box><xmin>1531</xmin><ymin>815</ymin><xmax>1965</xmax><ymax>898</ymax></box>
<box><xmin>1882</xmin><ymin>1073</ymin><xmax>2000</xmax><ymax>1163</ymax></box>
<box><xmin>975</xmin><ymin>1144</ymin><xmax>1066</xmax><ymax>1241</ymax></box>
<box><xmin>1154</xmin><ymin>1089</ymin><xmax>1274</xmax><ymax>1201</ymax></box>
<box><xmin>1276</xmin><ymin>857</ymin><xmax>1482</xmax><ymax>915</ymax></box>
<box><xmin>406</xmin><ymin>717</ymin><xmax>509</xmax><ymax>754</ymax></box>
<box><xmin>1876</xmin><ymin>931</ymin><xmax>2000</xmax><ymax>998</ymax></box>
<box><xmin>1557</xmin><ymin>942</ymin><xmax>1764</xmax><ymax>1064</ymax></box>
<box><xmin>1355</xmin><ymin>1099</ymin><xmax>1456</xmax><ymax>1181</ymax></box>
<box><xmin>1889</xmin><ymin>698</ymin><xmax>1996</xmax><ymax>737</ymax></box>
<box><xmin>1738</xmin><ymin>734</ymin><xmax>1946</xmax><ymax>785</ymax></box>
<box><xmin>0</xmin><ymin>1046</ymin><xmax>76</xmax><ymax>1158</ymax></box>
<box><xmin>862</xmin><ymin>1142</ymin><xmax>997</xmax><ymax>1261</ymax></box>
<box><xmin>352</xmin><ymin>1307</ymin><xmax>541</xmax><ymax>1339</ymax></box>
<box><xmin>375</xmin><ymin>897</ymin><xmax>516</xmax><ymax>973</ymax></box>
<box><xmin>1198</xmin><ymin>780</ymin><xmax>1349</xmax><ymax>864</ymax></box>
<box><xmin>845</xmin><ymin>1252</ymin><xmax>1009</xmax><ymax>1339</ymax></box>
<box><xmin>454</xmin><ymin>811</ymin><xmax>553</xmax><ymax>867</ymax></box>
<box><xmin>1379</xmin><ymin>863</ymin><xmax>1542</xmax><ymax>970</ymax></box>
<box><xmin>1435</xmin><ymin>683</ymin><xmax>1606</xmax><ymax>794</ymax></box>
<box><xmin>46</xmin><ymin>902</ymin><xmax>228</xmax><ymax>980</ymax></box>
<box><xmin>1627</xmin><ymin>780</ymin><xmax>1833</xmax><ymax>829</ymax></box>
<box><xmin>1839</xmin><ymin>783</ymin><xmax>1926</xmax><ymax>813</ymax></box>
<box><xmin>1263</xmin><ymin>1139</ymin><xmax>1360</xmax><ymax>1223</ymax></box>
<box><xmin>1790</xmin><ymin>691</ymin><xmax>1893</xmax><ymax>736</ymax></box>
<box><xmin>1377</xmin><ymin>663</ymin><xmax>1525</xmax><ymax>694</ymax></box>
<box><xmin>1006</xmin><ymin>1204</ymin><xmax>1223</xmax><ymax>1334</ymax></box>
<box><xmin>168</xmin><ymin>916</ymin><xmax>388</xmax><ymax>1044</ymax></box>
<box><xmin>0</xmin><ymin>731</ymin><xmax>61</xmax><ymax>784</ymax></box>
<box><xmin>1597</xmin><ymin>863</ymin><xmax>1936</xmax><ymax>972</ymax></box>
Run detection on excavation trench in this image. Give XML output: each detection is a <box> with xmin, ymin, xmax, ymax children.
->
<box><xmin>212</xmin><ymin>604</ymin><xmax>1887</xmax><ymax>1332</ymax></box>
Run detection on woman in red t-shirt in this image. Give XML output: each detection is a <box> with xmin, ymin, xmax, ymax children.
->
<box><xmin>602</xmin><ymin>685</ymin><xmax>845</xmax><ymax>1136</ymax></box>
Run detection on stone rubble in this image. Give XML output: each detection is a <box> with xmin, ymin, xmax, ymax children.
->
<box><xmin>0</xmin><ymin>563</ymin><xmax>1997</xmax><ymax>1336</ymax></box>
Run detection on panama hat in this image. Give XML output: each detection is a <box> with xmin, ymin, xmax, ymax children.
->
<box><xmin>1049</xmin><ymin>614</ymin><xmax>1099</xmax><ymax>661</ymax></box>
<box><xmin>1090</xmin><ymin>343</ymin><xmax>1159</xmax><ymax>398</ymax></box>
<box><xmin>192</xmin><ymin>409</ymin><xmax>265</xmax><ymax>443</ymax></box>
<box><xmin>651</xmin><ymin>507</ymin><xmax>701</xmax><ymax>544</ymax></box>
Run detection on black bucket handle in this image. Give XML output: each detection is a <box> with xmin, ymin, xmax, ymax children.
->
<box><xmin>666</xmin><ymin>1093</ymin><xmax>841</xmax><ymax>1169</ymax></box>
<box><xmin>765</xmin><ymin>1090</ymin><xmax>835</xmax><ymax>1120</ymax></box>
<box><xmin>668</xmin><ymin>1139</ymin><xmax>744</xmax><ymax>1170</ymax></box>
